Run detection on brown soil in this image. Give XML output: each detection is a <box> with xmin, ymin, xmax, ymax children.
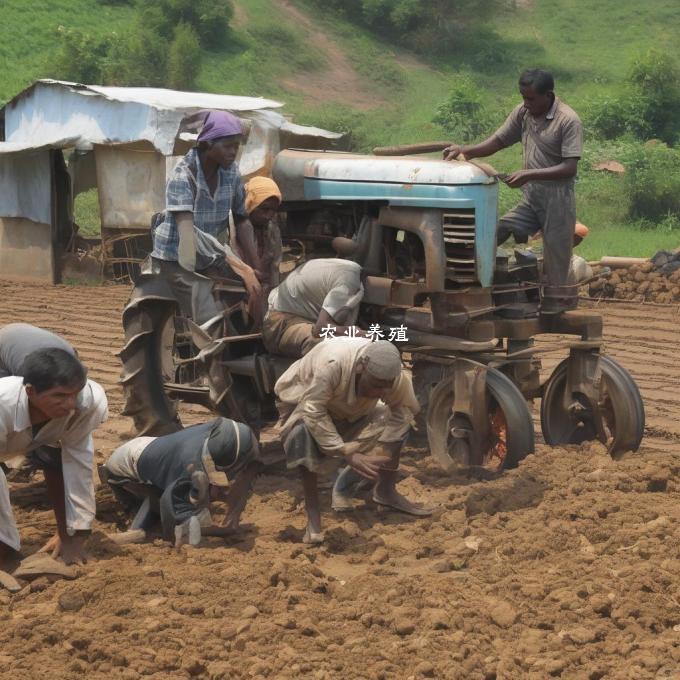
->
<box><xmin>589</xmin><ymin>261</ymin><xmax>680</xmax><ymax>305</ymax></box>
<box><xmin>2</xmin><ymin>280</ymin><xmax>680</xmax><ymax>679</ymax></box>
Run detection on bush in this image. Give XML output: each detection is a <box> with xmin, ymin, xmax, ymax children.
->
<box><xmin>587</xmin><ymin>50</ymin><xmax>680</xmax><ymax>144</ymax></box>
<box><xmin>103</xmin><ymin>26</ymin><xmax>167</xmax><ymax>86</ymax></box>
<box><xmin>625</xmin><ymin>143</ymin><xmax>680</xmax><ymax>222</ymax></box>
<box><xmin>167</xmin><ymin>22</ymin><xmax>202</xmax><ymax>89</ymax></box>
<box><xmin>53</xmin><ymin>27</ymin><xmax>113</xmax><ymax>83</ymax></box>
<box><xmin>137</xmin><ymin>0</ymin><xmax>232</xmax><ymax>49</ymax></box>
<box><xmin>432</xmin><ymin>76</ymin><xmax>494</xmax><ymax>143</ymax></box>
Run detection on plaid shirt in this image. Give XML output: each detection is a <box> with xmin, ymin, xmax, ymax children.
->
<box><xmin>152</xmin><ymin>148</ymin><xmax>247</xmax><ymax>262</ymax></box>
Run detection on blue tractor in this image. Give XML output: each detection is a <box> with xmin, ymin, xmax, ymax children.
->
<box><xmin>120</xmin><ymin>149</ymin><xmax>644</xmax><ymax>472</ymax></box>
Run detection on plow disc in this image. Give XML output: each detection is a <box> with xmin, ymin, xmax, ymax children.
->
<box><xmin>426</xmin><ymin>366</ymin><xmax>535</xmax><ymax>473</ymax></box>
<box><xmin>541</xmin><ymin>354</ymin><xmax>645</xmax><ymax>457</ymax></box>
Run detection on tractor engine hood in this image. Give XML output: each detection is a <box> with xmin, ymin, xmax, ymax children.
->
<box><xmin>272</xmin><ymin>149</ymin><xmax>493</xmax><ymax>202</ymax></box>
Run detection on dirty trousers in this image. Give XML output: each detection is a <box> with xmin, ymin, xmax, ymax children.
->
<box><xmin>152</xmin><ymin>258</ymin><xmax>234</xmax><ymax>325</ymax></box>
<box><xmin>0</xmin><ymin>446</ymin><xmax>62</xmax><ymax>552</ymax></box>
<box><xmin>262</xmin><ymin>311</ymin><xmax>321</xmax><ymax>358</ymax></box>
<box><xmin>496</xmin><ymin>181</ymin><xmax>576</xmax><ymax>288</ymax></box>
<box><xmin>0</xmin><ymin>467</ymin><xmax>20</xmax><ymax>551</ymax></box>
<box><xmin>283</xmin><ymin>404</ymin><xmax>394</xmax><ymax>475</ymax></box>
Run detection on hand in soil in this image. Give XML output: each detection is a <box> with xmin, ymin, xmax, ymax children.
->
<box><xmin>39</xmin><ymin>533</ymin><xmax>88</xmax><ymax>566</ymax></box>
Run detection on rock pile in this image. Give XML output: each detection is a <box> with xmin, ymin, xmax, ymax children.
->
<box><xmin>589</xmin><ymin>251</ymin><xmax>680</xmax><ymax>303</ymax></box>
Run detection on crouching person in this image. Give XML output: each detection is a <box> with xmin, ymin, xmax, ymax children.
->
<box><xmin>274</xmin><ymin>337</ymin><xmax>431</xmax><ymax>544</ymax></box>
<box><xmin>0</xmin><ymin>349</ymin><xmax>108</xmax><ymax>566</ymax></box>
<box><xmin>104</xmin><ymin>418</ymin><xmax>262</xmax><ymax>547</ymax></box>
<box><xmin>263</xmin><ymin>254</ymin><xmax>365</xmax><ymax>359</ymax></box>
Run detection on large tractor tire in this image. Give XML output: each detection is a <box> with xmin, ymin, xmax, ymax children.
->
<box><xmin>540</xmin><ymin>354</ymin><xmax>644</xmax><ymax>457</ymax></box>
<box><xmin>426</xmin><ymin>366</ymin><xmax>535</xmax><ymax>473</ymax></box>
<box><xmin>119</xmin><ymin>275</ymin><xmax>268</xmax><ymax>436</ymax></box>
<box><xmin>119</xmin><ymin>282</ymin><xmax>181</xmax><ymax>436</ymax></box>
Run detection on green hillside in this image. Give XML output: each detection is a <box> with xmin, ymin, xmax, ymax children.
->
<box><xmin>2</xmin><ymin>0</ymin><xmax>680</xmax><ymax>258</ymax></box>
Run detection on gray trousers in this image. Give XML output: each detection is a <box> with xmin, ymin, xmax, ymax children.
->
<box><xmin>283</xmin><ymin>405</ymin><xmax>392</xmax><ymax>475</ymax></box>
<box><xmin>497</xmin><ymin>181</ymin><xmax>576</xmax><ymax>289</ymax></box>
<box><xmin>152</xmin><ymin>258</ymin><xmax>233</xmax><ymax>325</ymax></box>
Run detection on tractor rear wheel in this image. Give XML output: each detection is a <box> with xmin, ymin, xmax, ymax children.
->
<box><xmin>119</xmin><ymin>297</ymin><xmax>181</xmax><ymax>436</ymax></box>
<box><xmin>540</xmin><ymin>355</ymin><xmax>644</xmax><ymax>457</ymax></box>
<box><xmin>426</xmin><ymin>367</ymin><xmax>535</xmax><ymax>473</ymax></box>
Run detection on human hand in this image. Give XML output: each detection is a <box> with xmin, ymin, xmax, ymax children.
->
<box><xmin>502</xmin><ymin>170</ymin><xmax>531</xmax><ymax>188</ymax></box>
<box><xmin>40</xmin><ymin>532</ymin><xmax>88</xmax><ymax>565</ymax></box>
<box><xmin>345</xmin><ymin>451</ymin><xmax>392</xmax><ymax>481</ymax></box>
<box><xmin>242</xmin><ymin>267</ymin><xmax>263</xmax><ymax>299</ymax></box>
<box><xmin>443</xmin><ymin>145</ymin><xmax>465</xmax><ymax>162</ymax></box>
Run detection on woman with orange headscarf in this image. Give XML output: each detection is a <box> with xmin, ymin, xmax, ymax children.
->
<box><xmin>230</xmin><ymin>176</ymin><xmax>283</xmax><ymax>298</ymax></box>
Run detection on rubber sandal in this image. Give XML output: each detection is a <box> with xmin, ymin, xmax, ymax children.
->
<box><xmin>372</xmin><ymin>493</ymin><xmax>434</xmax><ymax>517</ymax></box>
<box><xmin>302</xmin><ymin>527</ymin><xmax>325</xmax><ymax>544</ymax></box>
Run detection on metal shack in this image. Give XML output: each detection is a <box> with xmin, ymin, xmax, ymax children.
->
<box><xmin>0</xmin><ymin>79</ymin><xmax>341</xmax><ymax>283</ymax></box>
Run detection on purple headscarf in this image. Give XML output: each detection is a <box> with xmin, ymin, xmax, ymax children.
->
<box><xmin>197</xmin><ymin>110</ymin><xmax>243</xmax><ymax>142</ymax></box>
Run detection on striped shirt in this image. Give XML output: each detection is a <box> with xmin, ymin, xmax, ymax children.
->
<box><xmin>151</xmin><ymin>148</ymin><xmax>247</xmax><ymax>262</ymax></box>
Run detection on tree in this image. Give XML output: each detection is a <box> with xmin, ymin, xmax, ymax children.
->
<box><xmin>432</xmin><ymin>76</ymin><xmax>493</xmax><ymax>142</ymax></box>
<box><xmin>167</xmin><ymin>22</ymin><xmax>202</xmax><ymax>90</ymax></box>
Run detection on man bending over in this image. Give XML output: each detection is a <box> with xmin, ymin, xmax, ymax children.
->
<box><xmin>263</xmin><ymin>255</ymin><xmax>365</xmax><ymax>358</ymax></box>
<box><xmin>105</xmin><ymin>417</ymin><xmax>262</xmax><ymax>546</ymax></box>
<box><xmin>0</xmin><ymin>348</ymin><xmax>108</xmax><ymax>566</ymax></box>
<box><xmin>275</xmin><ymin>337</ymin><xmax>431</xmax><ymax>544</ymax></box>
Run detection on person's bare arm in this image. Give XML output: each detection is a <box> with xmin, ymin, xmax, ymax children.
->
<box><xmin>40</xmin><ymin>467</ymin><xmax>88</xmax><ymax>565</ymax></box>
<box><xmin>225</xmin><ymin>251</ymin><xmax>264</xmax><ymax>326</ymax></box>
<box><xmin>312</xmin><ymin>308</ymin><xmax>365</xmax><ymax>338</ymax></box>
<box><xmin>176</xmin><ymin>212</ymin><xmax>196</xmax><ymax>271</ymax></box>
<box><xmin>443</xmin><ymin>135</ymin><xmax>505</xmax><ymax>162</ymax></box>
<box><xmin>503</xmin><ymin>158</ymin><xmax>578</xmax><ymax>188</ymax></box>
<box><xmin>232</xmin><ymin>216</ymin><xmax>265</xmax><ymax>277</ymax></box>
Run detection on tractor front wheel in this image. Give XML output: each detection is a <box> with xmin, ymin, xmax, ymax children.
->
<box><xmin>540</xmin><ymin>355</ymin><xmax>644</xmax><ymax>457</ymax></box>
<box><xmin>426</xmin><ymin>367</ymin><xmax>535</xmax><ymax>473</ymax></box>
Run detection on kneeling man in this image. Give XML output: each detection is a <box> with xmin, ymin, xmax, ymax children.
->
<box><xmin>275</xmin><ymin>337</ymin><xmax>430</xmax><ymax>543</ymax></box>
<box><xmin>105</xmin><ymin>417</ymin><xmax>262</xmax><ymax>546</ymax></box>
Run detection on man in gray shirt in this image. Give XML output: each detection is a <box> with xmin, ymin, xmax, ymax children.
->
<box><xmin>0</xmin><ymin>324</ymin><xmax>75</xmax><ymax>378</ymax></box>
<box><xmin>444</xmin><ymin>68</ymin><xmax>583</xmax><ymax>314</ymax></box>
<box><xmin>262</xmin><ymin>258</ymin><xmax>366</xmax><ymax>358</ymax></box>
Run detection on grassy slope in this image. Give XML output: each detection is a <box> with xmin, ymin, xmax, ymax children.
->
<box><xmin>2</xmin><ymin>0</ymin><xmax>680</xmax><ymax>256</ymax></box>
<box><xmin>0</xmin><ymin>0</ymin><xmax>135</xmax><ymax>103</ymax></box>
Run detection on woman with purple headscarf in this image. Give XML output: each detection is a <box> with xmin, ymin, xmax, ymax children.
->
<box><xmin>150</xmin><ymin>110</ymin><xmax>264</xmax><ymax>327</ymax></box>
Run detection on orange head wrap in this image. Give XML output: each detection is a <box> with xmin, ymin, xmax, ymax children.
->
<box><xmin>245</xmin><ymin>176</ymin><xmax>282</xmax><ymax>214</ymax></box>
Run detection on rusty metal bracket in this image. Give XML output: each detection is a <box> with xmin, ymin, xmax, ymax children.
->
<box><xmin>564</xmin><ymin>347</ymin><xmax>606</xmax><ymax>443</ymax></box>
<box><xmin>426</xmin><ymin>357</ymin><xmax>492</xmax><ymax>470</ymax></box>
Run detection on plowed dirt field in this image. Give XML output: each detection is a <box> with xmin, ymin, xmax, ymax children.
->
<box><xmin>1</xmin><ymin>280</ymin><xmax>679</xmax><ymax>680</ymax></box>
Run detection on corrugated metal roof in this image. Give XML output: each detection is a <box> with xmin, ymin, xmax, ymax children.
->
<box><xmin>1</xmin><ymin>80</ymin><xmax>340</xmax><ymax>156</ymax></box>
<box><xmin>4</xmin><ymin>79</ymin><xmax>284</xmax><ymax>112</ymax></box>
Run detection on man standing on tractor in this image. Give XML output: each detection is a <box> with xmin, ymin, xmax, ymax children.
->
<box><xmin>444</xmin><ymin>68</ymin><xmax>583</xmax><ymax>314</ymax></box>
<box><xmin>274</xmin><ymin>337</ymin><xmax>431</xmax><ymax>544</ymax></box>
<box><xmin>150</xmin><ymin>110</ymin><xmax>265</xmax><ymax>328</ymax></box>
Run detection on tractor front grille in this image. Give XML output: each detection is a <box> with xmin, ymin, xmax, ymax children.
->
<box><xmin>443</xmin><ymin>209</ymin><xmax>476</xmax><ymax>282</ymax></box>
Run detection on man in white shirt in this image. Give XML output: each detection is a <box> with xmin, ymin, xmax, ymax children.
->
<box><xmin>275</xmin><ymin>337</ymin><xmax>431</xmax><ymax>543</ymax></box>
<box><xmin>263</xmin><ymin>258</ymin><xmax>365</xmax><ymax>358</ymax></box>
<box><xmin>0</xmin><ymin>348</ymin><xmax>108</xmax><ymax>566</ymax></box>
